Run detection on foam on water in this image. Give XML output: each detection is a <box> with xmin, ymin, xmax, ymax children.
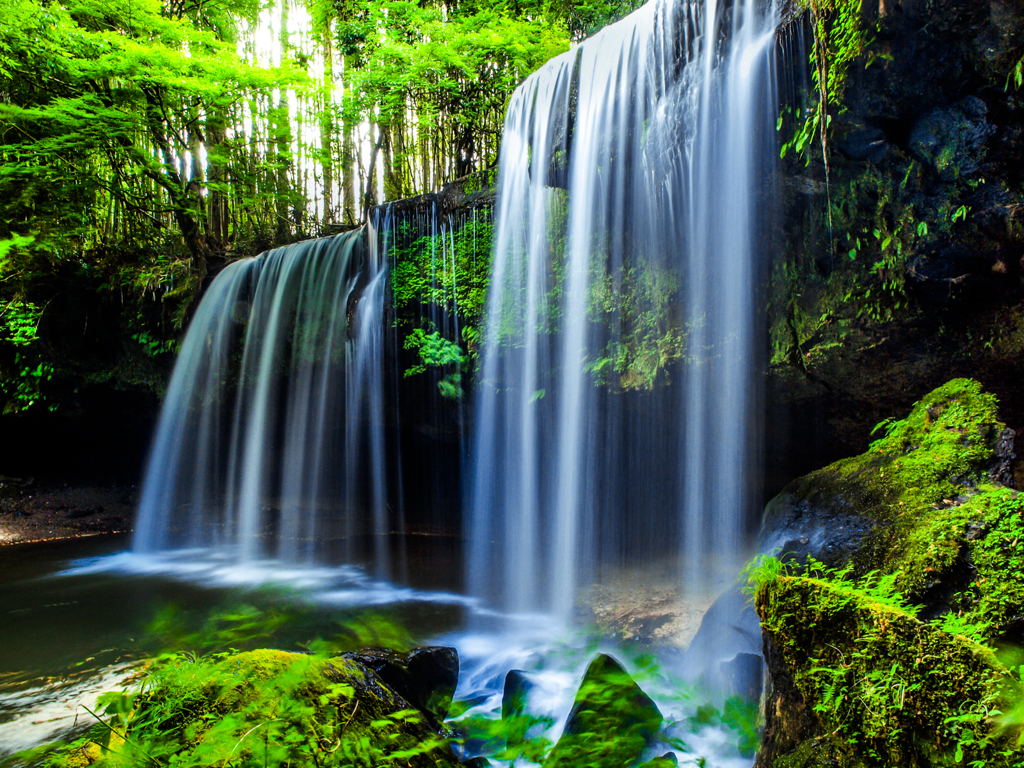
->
<box><xmin>63</xmin><ymin>549</ymin><xmax>478</xmax><ymax>609</ymax></box>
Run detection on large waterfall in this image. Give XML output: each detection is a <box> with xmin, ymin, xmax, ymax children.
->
<box><xmin>468</xmin><ymin>0</ymin><xmax>779</xmax><ymax>618</ymax></box>
<box><xmin>132</xmin><ymin>223</ymin><xmax>397</xmax><ymax>573</ymax></box>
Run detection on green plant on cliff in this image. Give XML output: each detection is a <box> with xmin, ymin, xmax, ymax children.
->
<box><xmin>781</xmin><ymin>0</ymin><xmax>876</xmax><ymax>167</ymax></box>
<box><xmin>767</xmin><ymin>157</ymin><xmax>935</xmax><ymax>370</ymax></box>
<box><xmin>585</xmin><ymin>258</ymin><xmax>685</xmax><ymax>391</ymax></box>
<box><xmin>0</xmin><ymin>298</ymin><xmax>54</xmax><ymax>412</ymax></box>
<box><xmin>389</xmin><ymin>212</ymin><xmax>492</xmax><ymax>395</ymax></box>
<box><xmin>403</xmin><ymin>327</ymin><xmax>467</xmax><ymax>399</ymax></box>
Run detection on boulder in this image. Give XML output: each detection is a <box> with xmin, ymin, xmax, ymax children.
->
<box><xmin>501</xmin><ymin>669</ymin><xmax>533</xmax><ymax>720</ymax></box>
<box><xmin>754</xmin><ymin>380</ymin><xmax>1024</xmax><ymax>767</ymax></box>
<box><xmin>719</xmin><ymin>652</ymin><xmax>763</xmax><ymax>703</ymax></box>
<box><xmin>683</xmin><ymin>584</ymin><xmax>762</xmax><ymax>693</ymax></box>
<box><xmin>755</xmin><ymin>576</ymin><xmax>1008</xmax><ymax>768</ymax></box>
<box><xmin>909</xmin><ymin>96</ymin><xmax>995</xmax><ymax>181</ymax></box>
<box><xmin>543</xmin><ymin>654</ymin><xmax>662</xmax><ymax>768</ymax></box>
<box><xmin>344</xmin><ymin>645</ymin><xmax>459</xmax><ymax>727</ymax></box>
<box><xmin>759</xmin><ymin>379</ymin><xmax>1009</xmax><ymax>582</ymax></box>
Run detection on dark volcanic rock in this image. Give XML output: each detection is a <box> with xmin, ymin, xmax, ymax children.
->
<box><xmin>719</xmin><ymin>652</ymin><xmax>763</xmax><ymax>703</ymax></box>
<box><xmin>501</xmin><ymin>669</ymin><xmax>533</xmax><ymax>720</ymax></box>
<box><xmin>753</xmin><ymin>635</ymin><xmax>818</xmax><ymax>768</ymax></box>
<box><xmin>758</xmin><ymin>477</ymin><xmax>881</xmax><ymax>569</ymax></box>
<box><xmin>909</xmin><ymin>97</ymin><xmax>995</xmax><ymax>181</ymax></box>
<box><xmin>344</xmin><ymin>645</ymin><xmax>459</xmax><ymax>726</ymax></box>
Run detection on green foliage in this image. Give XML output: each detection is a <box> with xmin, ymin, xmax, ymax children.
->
<box><xmin>144</xmin><ymin>599</ymin><xmax>414</xmax><ymax>659</ymax></box>
<box><xmin>447</xmin><ymin>704</ymin><xmax>556</xmax><ymax>765</ymax></box>
<box><xmin>22</xmin><ymin>605</ymin><xmax>442</xmax><ymax>768</ymax></box>
<box><xmin>585</xmin><ymin>260</ymin><xmax>685</xmax><ymax>391</ymax></box>
<box><xmin>679</xmin><ymin>698</ymin><xmax>760</xmax><ymax>758</ymax></box>
<box><xmin>389</xmin><ymin>215</ymin><xmax>492</xmax><ymax>321</ymax></box>
<box><xmin>802</xmin><ymin>0</ymin><xmax>872</xmax><ymax>110</ymax></box>
<box><xmin>43</xmin><ymin>650</ymin><xmax>454</xmax><ymax>768</ymax></box>
<box><xmin>766</xmin><ymin>153</ymin><xmax>983</xmax><ymax>368</ymax></box>
<box><xmin>389</xmin><ymin>211</ymin><xmax>491</xmax><ymax>395</ymax></box>
<box><xmin>1007</xmin><ymin>55</ymin><xmax>1024</xmax><ymax>91</ymax></box>
<box><xmin>781</xmin><ymin>0</ymin><xmax>876</xmax><ymax>167</ymax></box>
<box><xmin>0</xmin><ymin>298</ymin><xmax>55</xmax><ymax>411</ymax></box>
<box><xmin>0</xmin><ymin>300</ymin><xmax>43</xmax><ymax>348</ymax></box>
<box><xmin>331</xmin><ymin>0</ymin><xmax>571</xmax><ymax>204</ymax></box>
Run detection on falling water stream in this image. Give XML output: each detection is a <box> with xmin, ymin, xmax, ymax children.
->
<box><xmin>132</xmin><ymin>222</ymin><xmax>395</xmax><ymax>572</ymax></box>
<box><xmin>469</xmin><ymin>0</ymin><xmax>778</xmax><ymax>619</ymax></box>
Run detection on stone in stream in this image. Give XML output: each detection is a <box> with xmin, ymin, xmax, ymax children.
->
<box><xmin>543</xmin><ymin>653</ymin><xmax>662</xmax><ymax>768</ymax></box>
<box><xmin>683</xmin><ymin>584</ymin><xmax>762</xmax><ymax>693</ymax></box>
<box><xmin>719</xmin><ymin>652</ymin><xmax>763</xmax><ymax>703</ymax></box>
<box><xmin>344</xmin><ymin>645</ymin><xmax>459</xmax><ymax>727</ymax></box>
<box><xmin>501</xmin><ymin>669</ymin><xmax>533</xmax><ymax>719</ymax></box>
<box><xmin>638</xmin><ymin>754</ymin><xmax>678</xmax><ymax>768</ymax></box>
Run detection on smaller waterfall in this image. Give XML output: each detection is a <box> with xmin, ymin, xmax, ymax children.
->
<box><xmin>133</xmin><ymin>222</ymin><xmax>395</xmax><ymax>572</ymax></box>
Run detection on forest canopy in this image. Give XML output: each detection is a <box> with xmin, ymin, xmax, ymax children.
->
<box><xmin>0</xmin><ymin>0</ymin><xmax>640</xmax><ymax>412</ymax></box>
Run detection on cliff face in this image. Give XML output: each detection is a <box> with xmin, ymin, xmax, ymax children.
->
<box><xmin>766</xmin><ymin>0</ymin><xmax>1024</xmax><ymax>495</ymax></box>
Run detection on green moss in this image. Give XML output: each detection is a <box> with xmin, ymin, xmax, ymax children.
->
<box><xmin>765</xmin><ymin>379</ymin><xmax>1024</xmax><ymax>644</ymax></box>
<box><xmin>773</xmin><ymin>735</ymin><xmax>868</xmax><ymax>768</ymax></box>
<box><xmin>767</xmin><ymin>377</ymin><xmax>1009</xmax><ymax>584</ymax></box>
<box><xmin>754</xmin><ymin>380</ymin><xmax>1024</xmax><ymax>766</ymax></box>
<box><xmin>757</xmin><ymin>576</ymin><xmax>1020</xmax><ymax>767</ymax></box>
<box><xmin>585</xmin><ymin>260</ymin><xmax>685</xmax><ymax>391</ymax></box>
<box><xmin>45</xmin><ymin>649</ymin><xmax>457</xmax><ymax>768</ymax></box>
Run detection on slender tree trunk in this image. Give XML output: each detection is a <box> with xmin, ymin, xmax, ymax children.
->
<box><xmin>342</xmin><ymin>57</ymin><xmax>357</xmax><ymax>226</ymax></box>
<box><xmin>320</xmin><ymin>44</ymin><xmax>336</xmax><ymax>227</ymax></box>
<box><xmin>206</xmin><ymin>110</ymin><xmax>229</xmax><ymax>248</ymax></box>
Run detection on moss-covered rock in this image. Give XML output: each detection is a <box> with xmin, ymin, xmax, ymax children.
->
<box><xmin>756</xmin><ymin>575</ymin><xmax>1018</xmax><ymax>768</ymax></box>
<box><xmin>47</xmin><ymin>648</ymin><xmax>461</xmax><ymax>768</ymax></box>
<box><xmin>543</xmin><ymin>654</ymin><xmax>662</xmax><ymax>768</ymax></box>
<box><xmin>761</xmin><ymin>379</ymin><xmax>1020</xmax><ymax>623</ymax></box>
<box><xmin>755</xmin><ymin>379</ymin><xmax>1024</xmax><ymax>767</ymax></box>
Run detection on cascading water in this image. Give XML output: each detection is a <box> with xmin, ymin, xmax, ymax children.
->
<box><xmin>132</xmin><ymin>221</ymin><xmax>396</xmax><ymax>573</ymax></box>
<box><xmin>469</xmin><ymin>0</ymin><xmax>779</xmax><ymax>619</ymax></box>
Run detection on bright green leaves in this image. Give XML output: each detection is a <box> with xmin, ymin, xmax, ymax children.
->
<box><xmin>0</xmin><ymin>298</ymin><xmax>43</xmax><ymax>347</ymax></box>
<box><xmin>389</xmin><ymin>212</ymin><xmax>492</xmax><ymax>398</ymax></box>
<box><xmin>403</xmin><ymin>328</ymin><xmax>466</xmax><ymax>377</ymax></box>
<box><xmin>0</xmin><ymin>298</ymin><xmax>54</xmax><ymax>412</ymax></box>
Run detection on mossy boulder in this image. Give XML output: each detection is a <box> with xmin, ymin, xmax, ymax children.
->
<box><xmin>755</xmin><ymin>576</ymin><xmax>1017</xmax><ymax>768</ymax></box>
<box><xmin>48</xmin><ymin>648</ymin><xmax>461</xmax><ymax>767</ymax></box>
<box><xmin>760</xmin><ymin>379</ymin><xmax>1015</xmax><ymax>607</ymax></box>
<box><xmin>543</xmin><ymin>654</ymin><xmax>662</xmax><ymax>768</ymax></box>
<box><xmin>754</xmin><ymin>379</ymin><xmax>1024</xmax><ymax>767</ymax></box>
<box><xmin>760</xmin><ymin>379</ymin><xmax>1024</xmax><ymax>639</ymax></box>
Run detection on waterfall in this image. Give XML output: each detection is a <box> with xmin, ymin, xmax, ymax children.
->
<box><xmin>468</xmin><ymin>0</ymin><xmax>779</xmax><ymax>618</ymax></box>
<box><xmin>132</xmin><ymin>223</ymin><xmax>395</xmax><ymax>572</ymax></box>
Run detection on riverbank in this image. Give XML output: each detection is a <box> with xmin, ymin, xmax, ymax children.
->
<box><xmin>0</xmin><ymin>480</ymin><xmax>135</xmax><ymax>545</ymax></box>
